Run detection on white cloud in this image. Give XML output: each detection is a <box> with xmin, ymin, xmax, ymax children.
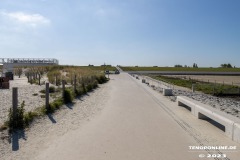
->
<box><xmin>1</xmin><ymin>11</ymin><xmax>50</xmax><ymax>27</ymax></box>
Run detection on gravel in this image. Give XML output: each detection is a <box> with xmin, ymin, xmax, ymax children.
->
<box><xmin>172</xmin><ymin>89</ymin><xmax>240</xmax><ymax>118</ymax></box>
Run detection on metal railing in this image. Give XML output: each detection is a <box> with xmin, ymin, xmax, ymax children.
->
<box><xmin>0</xmin><ymin>58</ymin><xmax>59</xmax><ymax>64</ymax></box>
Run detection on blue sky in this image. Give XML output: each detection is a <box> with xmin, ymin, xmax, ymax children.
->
<box><xmin>0</xmin><ymin>0</ymin><xmax>239</xmax><ymax>67</ymax></box>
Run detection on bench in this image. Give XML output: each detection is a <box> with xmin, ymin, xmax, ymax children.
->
<box><xmin>177</xmin><ymin>96</ymin><xmax>240</xmax><ymax>143</ymax></box>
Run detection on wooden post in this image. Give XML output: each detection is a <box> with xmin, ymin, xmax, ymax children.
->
<box><xmin>74</xmin><ymin>75</ymin><xmax>76</xmax><ymax>93</ymax></box>
<box><xmin>30</xmin><ymin>73</ymin><xmax>32</xmax><ymax>84</ymax></box>
<box><xmin>12</xmin><ymin>87</ymin><xmax>18</xmax><ymax>120</ymax></box>
<box><xmin>55</xmin><ymin>76</ymin><xmax>58</xmax><ymax>86</ymax></box>
<box><xmin>62</xmin><ymin>80</ymin><xmax>65</xmax><ymax>98</ymax></box>
<box><xmin>45</xmin><ymin>83</ymin><xmax>49</xmax><ymax>109</ymax></box>
<box><xmin>38</xmin><ymin>74</ymin><xmax>41</xmax><ymax>85</ymax></box>
<box><xmin>27</xmin><ymin>73</ymin><xmax>30</xmax><ymax>82</ymax></box>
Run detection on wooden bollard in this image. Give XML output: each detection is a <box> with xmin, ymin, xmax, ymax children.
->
<box><xmin>12</xmin><ymin>87</ymin><xmax>18</xmax><ymax>120</ymax></box>
<box><xmin>74</xmin><ymin>75</ymin><xmax>76</xmax><ymax>92</ymax></box>
<box><xmin>45</xmin><ymin>83</ymin><xmax>49</xmax><ymax>109</ymax></box>
<box><xmin>62</xmin><ymin>80</ymin><xmax>65</xmax><ymax>98</ymax></box>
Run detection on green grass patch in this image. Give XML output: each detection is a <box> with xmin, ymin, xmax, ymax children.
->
<box><xmin>79</xmin><ymin>66</ymin><xmax>116</xmax><ymax>71</ymax></box>
<box><xmin>151</xmin><ymin>75</ymin><xmax>240</xmax><ymax>95</ymax></box>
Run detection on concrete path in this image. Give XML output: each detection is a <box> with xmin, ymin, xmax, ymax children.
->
<box><xmin>35</xmin><ymin>73</ymin><xmax>218</xmax><ymax>160</ymax></box>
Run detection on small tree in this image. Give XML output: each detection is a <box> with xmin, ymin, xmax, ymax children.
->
<box><xmin>14</xmin><ymin>67</ymin><xmax>23</xmax><ymax>78</ymax></box>
<box><xmin>220</xmin><ymin>63</ymin><xmax>233</xmax><ymax>68</ymax></box>
<box><xmin>227</xmin><ymin>63</ymin><xmax>232</xmax><ymax>68</ymax></box>
<box><xmin>193</xmin><ymin>63</ymin><xmax>198</xmax><ymax>68</ymax></box>
<box><xmin>36</xmin><ymin>66</ymin><xmax>46</xmax><ymax>85</ymax></box>
<box><xmin>174</xmin><ymin>64</ymin><xmax>183</xmax><ymax>67</ymax></box>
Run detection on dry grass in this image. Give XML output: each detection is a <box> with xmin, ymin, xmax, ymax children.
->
<box><xmin>167</xmin><ymin>75</ymin><xmax>240</xmax><ymax>86</ymax></box>
<box><xmin>121</xmin><ymin>66</ymin><xmax>240</xmax><ymax>72</ymax></box>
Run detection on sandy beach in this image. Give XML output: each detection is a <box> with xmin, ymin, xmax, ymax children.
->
<box><xmin>0</xmin><ymin>76</ymin><xmax>58</xmax><ymax>126</ymax></box>
<box><xmin>0</xmin><ymin>80</ymin><xmax>110</xmax><ymax>160</ymax></box>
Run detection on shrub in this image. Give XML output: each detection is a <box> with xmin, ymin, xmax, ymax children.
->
<box><xmin>51</xmin><ymin>98</ymin><xmax>63</xmax><ymax>109</ymax></box>
<box><xmin>93</xmin><ymin>80</ymin><xmax>98</xmax><ymax>89</ymax></box>
<box><xmin>96</xmin><ymin>75</ymin><xmax>107</xmax><ymax>84</ymax></box>
<box><xmin>8</xmin><ymin>101</ymin><xmax>25</xmax><ymax>130</ymax></box>
<box><xmin>43</xmin><ymin>98</ymin><xmax>64</xmax><ymax>114</ymax></box>
<box><xmin>49</xmin><ymin>86</ymin><xmax>56</xmax><ymax>93</ymax></box>
<box><xmin>63</xmin><ymin>89</ymin><xmax>73</xmax><ymax>104</ymax></box>
<box><xmin>75</xmin><ymin>88</ymin><xmax>83</xmax><ymax>97</ymax></box>
<box><xmin>40</xmin><ymin>89</ymin><xmax>45</xmax><ymax>94</ymax></box>
<box><xmin>40</xmin><ymin>86</ymin><xmax>55</xmax><ymax>94</ymax></box>
<box><xmin>82</xmin><ymin>83</ymin><xmax>87</xmax><ymax>94</ymax></box>
<box><xmin>86</xmin><ymin>84</ymin><xmax>93</xmax><ymax>92</ymax></box>
<box><xmin>24</xmin><ymin>111</ymin><xmax>38</xmax><ymax>127</ymax></box>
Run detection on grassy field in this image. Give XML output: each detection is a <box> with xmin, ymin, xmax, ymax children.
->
<box><xmin>167</xmin><ymin>75</ymin><xmax>240</xmax><ymax>86</ymax></box>
<box><xmin>56</xmin><ymin>65</ymin><xmax>116</xmax><ymax>71</ymax></box>
<box><xmin>79</xmin><ymin>66</ymin><xmax>116</xmax><ymax>71</ymax></box>
<box><xmin>151</xmin><ymin>75</ymin><xmax>240</xmax><ymax>95</ymax></box>
<box><xmin>121</xmin><ymin>66</ymin><xmax>240</xmax><ymax>72</ymax></box>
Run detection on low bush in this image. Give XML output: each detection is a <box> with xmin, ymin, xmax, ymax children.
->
<box><xmin>51</xmin><ymin>98</ymin><xmax>63</xmax><ymax>110</ymax></box>
<box><xmin>96</xmin><ymin>75</ymin><xmax>107</xmax><ymax>84</ymax></box>
<box><xmin>49</xmin><ymin>86</ymin><xmax>56</xmax><ymax>93</ymax></box>
<box><xmin>39</xmin><ymin>86</ymin><xmax>55</xmax><ymax>94</ymax></box>
<box><xmin>8</xmin><ymin>101</ymin><xmax>25</xmax><ymax>130</ymax></box>
<box><xmin>63</xmin><ymin>89</ymin><xmax>73</xmax><ymax>104</ymax></box>
<box><xmin>75</xmin><ymin>88</ymin><xmax>83</xmax><ymax>97</ymax></box>
<box><xmin>42</xmin><ymin>98</ymin><xmax>64</xmax><ymax>114</ymax></box>
<box><xmin>82</xmin><ymin>83</ymin><xmax>87</xmax><ymax>94</ymax></box>
<box><xmin>93</xmin><ymin>80</ymin><xmax>98</xmax><ymax>89</ymax></box>
<box><xmin>86</xmin><ymin>84</ymin><xmax>93</xmax><ymax>92</ymax></box>
<box><xmin>40</xmin><ymin>89</ymin><xmax>45</xmax><ymax>94</ymax></box>
<box><xmin>24</xmin><ymin>111</ymin><xmax>38</xmax><ymax>127</ymax></box>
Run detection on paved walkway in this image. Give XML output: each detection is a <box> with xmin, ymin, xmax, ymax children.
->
<box><xmin>35</xmin><ymin>73</ymin><xmax>219</xmax><ymax>160</ymax></box>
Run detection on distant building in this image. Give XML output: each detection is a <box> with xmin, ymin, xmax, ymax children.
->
<box><xmin>0</xmin><ymin>58</ymin><xmax>59</xmax><ymax>75</ymax></box>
